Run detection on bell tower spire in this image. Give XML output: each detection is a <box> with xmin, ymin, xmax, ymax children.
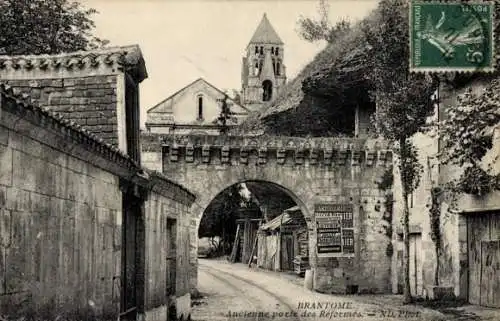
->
<box><xmin>241</xmin><ymin>13</ymin><xmax>287</xmax><ymax>111</ymax></box>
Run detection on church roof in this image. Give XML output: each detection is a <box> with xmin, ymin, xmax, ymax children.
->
<box><xmin>248</xmin><ymin>13</ymin><xmax>283</xmax><ymax>45</ymax></box>
<box><xmin>146</xmin><ymin>78</ymin><xmax>249</xmax><ymax>115</ymax></box>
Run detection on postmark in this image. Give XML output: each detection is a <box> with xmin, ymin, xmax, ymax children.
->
<box><xmin>410</xmin><ymin>1</ymin><xmax>495</xmax><ymax>73</ymax></box>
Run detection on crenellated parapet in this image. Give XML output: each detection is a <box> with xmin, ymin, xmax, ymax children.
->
<box><xmin>159</xmin><ymin>134</ymin><xmax>393</xmax><ymax>167</ymax></box>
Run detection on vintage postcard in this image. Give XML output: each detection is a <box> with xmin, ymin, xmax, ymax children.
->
<box><xmin>0</xmin><ymin>0</ymin><xmax>499</xmax><ymax>321</ymax></box>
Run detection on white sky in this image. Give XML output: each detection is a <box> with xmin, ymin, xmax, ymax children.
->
<box><xmin>80</xmin><ymin>0</ymin><xmax>379</xmax><ymax>127</ymax></box>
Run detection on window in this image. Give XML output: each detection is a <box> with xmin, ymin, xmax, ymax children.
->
<box><xmin>272</xmin><ymin>59</ymin><xmax>276</xmax><ymax>73</ymax></box>
<box><xmin>255</xmin><ymin>46</ymin><xmax>258</xmax><ymax>54</ymax></box>
<box><xmin>276</xmin><ymin>61</ymin><xmax>281</xmax><ymax>76</ymax></box>
<box><xmin>258</xmin><ymin>60</ymin><xmax>263</xmax><ymax>74</ymax></box>
<box><xmin>259</xmin><ymin>46</ymin><xmax>263</xmax><ymax>55</ymax></box>
<box><xmin>197</xmin><ymin>95</ymin><xmax>204</xmax><ymax>120</ymax></box>
<box><xmin>262</xmin><ymin>80</ymin><xmax>273</xmax><ymax>102</ymax></box>
<box><xmin>271</xmin><ymin>47</ymin><xmax>274</xmax><ymax>55</ymax></box>
<box><xmin>275</xmin><ymin>47</ymin><xmax>279</xmax><ymax>55</ymax></box>
<box><xmin>254</xmin><ymin>61</ymin><xmax>259</xmax><ymax>75</ymax></box>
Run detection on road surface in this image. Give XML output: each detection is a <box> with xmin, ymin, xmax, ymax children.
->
<box><xmin>192</xmin><ymin>259</ymin><xmax>449</xmax><ymax>321</ymax></box>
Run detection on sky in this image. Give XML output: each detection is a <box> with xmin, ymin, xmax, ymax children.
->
<box><xmin>80</xmin><ymin>0</ymin><xmax>379</xmax><ymax>127</ymax></box>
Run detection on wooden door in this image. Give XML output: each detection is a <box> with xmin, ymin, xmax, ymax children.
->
<box><xmin>409</xmin><ymin>233</ymin><xmax>423</xmax><ymax>297</ymax></box>
<box><xmin>280</xmin><ymin>234</ymin><xmax>294</xmax><ymax>271</ymax></box>
<box><xmin>121</xmin><ymin>199</ymin><xmax>138</xmax><ymax>320</ymax></box>
<box><xmin>166</xmin><ymin>218</ymin><xmax>177</xmax><ymax>297</ymax></box>
<box><xmin>480</xmin><ymin>240</ymin><xmax>500</xmax><ymax>307</ymax></box>
<box><xmin>468</xmin><ymin>213</ymin><xmax>500</xmax><ymax>308</ymax></box>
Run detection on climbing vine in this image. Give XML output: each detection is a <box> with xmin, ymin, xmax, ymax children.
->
<box><xmin>429</xmin><ymin>186</ymin><xmax>443</xmax><ymax>286</ymax></box>
<box><xmin>376</xmin><ymin>167</ymin><xmax>395</xmax><ymax>257</ymax></box>
<box><xmin>383</xmin><ymin>192</ymin><xmax>394</xmax><ymax>257</ymax></box>
<box><xmin>440</xmin><ymin>79</ymin><xmax>500</xmax><ymax>198</ymax></box>
<box><xmin>377</xmin><ymin>166</ymin><xmax>394</xmax><ymax>191</ymax></box>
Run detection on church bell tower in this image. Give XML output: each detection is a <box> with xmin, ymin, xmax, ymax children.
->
<box><xmin>241</xmin><ymin>13</ymin><xmax>286</xmax><ymax>111</ymax></box>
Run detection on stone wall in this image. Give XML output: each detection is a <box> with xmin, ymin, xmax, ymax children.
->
<box><xmin>391</xmin><ymin>77</ymin><xmax>500</xmax><ymax>300</ymax></box>
<box><xmin>0</xmin><ymin>90</ymin><xmax>127</xmax><ymax>320</ymax></box>
<box><xmin>3</xmin><ymin>76</ymin><xmax>120</xmax><ymax>147</ymax></box>
<box><xmin>153</xmin><ymin>134</ymin><xmax>394</xmax><ymax>295</ymax></box>
<box><xmin>143</xmin><ymin>175</ymin><xmax>195</xmax><ymax>321</ymax></box>
<box><xmin>0</xmin><ymin>45</ymin><xmax>198</xmax><ymax>320</ymax></box>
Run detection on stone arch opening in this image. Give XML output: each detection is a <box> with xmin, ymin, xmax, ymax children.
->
<box><xmin>262</xmin><ymin>80</ymin><xmax>273</xmax><ymax>101</ymax></box>
<box><xmin>197</xmin><ymin>179</ymin><xmax>311</xmax><ymax>273</ymax></box>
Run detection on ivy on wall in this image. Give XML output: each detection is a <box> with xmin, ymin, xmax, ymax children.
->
<box><xmin>440</xmin><ymin>79</ymin><xmax>500</xmax><ymax>199</ymax></box>
<box><xmin>376</xmin><ymin>166</ymin><xmax>394</xmax><ymax>257</ymax></box>
<box><xmin>428</xmin><ymin>186</ymin><xmax>443</xmax><ymax>286</ymax></box>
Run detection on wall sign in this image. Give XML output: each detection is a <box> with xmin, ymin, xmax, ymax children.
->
<box><xmin>315</xmin><ymin>204</ymin><xmax>354</xmax><ymax>255</ymax></box>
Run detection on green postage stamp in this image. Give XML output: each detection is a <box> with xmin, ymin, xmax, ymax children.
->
<box><xmin>410</xmin><ymin>1</ymin><xmax>495</xmax><ymax>73</ymax></box>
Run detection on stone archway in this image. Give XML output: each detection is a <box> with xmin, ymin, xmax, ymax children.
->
<box><xmin>142</xmin><ymin>134</ymin><xmax>395</xmax><ymax>295</ymax></box>
<box><xmin>197</xmin><ymin>180</ymin><xmax>312</xmax><ymax>269</ymax></box>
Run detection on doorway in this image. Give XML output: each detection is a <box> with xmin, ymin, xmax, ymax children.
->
<box><xmin>121</xmin><ymin>196</ymin><xmax>142</xmax><ymax>320</ymax></box>
<box><xmin>166</xmin><ymin>218</ymin><xmax>177</xmax><ymax>297</ymax></box>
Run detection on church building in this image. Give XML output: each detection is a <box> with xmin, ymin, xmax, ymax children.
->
<box><xmin>145</xmin><ymin>13</ymin><xmax>286</xmax><ymax>135</ymax></box>
<box><xmin>241</xmin><ymin>13</ymin><xmax>287</xmax><ymax>112</ymax></box>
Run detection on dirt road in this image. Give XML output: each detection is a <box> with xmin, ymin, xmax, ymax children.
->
<box><xmin>191</xmin><ymin>259</ymin><xmax>449</xmax><ymax>321</ymax></box>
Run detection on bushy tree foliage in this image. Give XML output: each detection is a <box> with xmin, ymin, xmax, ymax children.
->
<box><xmin>0</xmin><ymin>0</ymin><xmax>107</xmax><ymax>55</ymax></box>
<box><xmin>361</xmin><ymin>0</ymin><xmax>438</xmax><ymax>303</ymax></box>
<box><xmin>440</xmin><ymin>79</ymin><xmax>500</xmax><ymax>196</ymax></box>
<box><xmin>297</xmin><ymin>0</ymin><xmax>350</xmax><ymax>43</ymax></box>
<box><xmin>198</xmin><ymin>185</ymin><xmax>260</xmax><ymax>256</ymax></box>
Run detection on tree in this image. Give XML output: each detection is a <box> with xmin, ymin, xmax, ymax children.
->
<box><xmin>214</xmin><ymin>93</ymin><xmax>236</xmax><ymax>135</ymax></box>
<box><xmin>198</xmin><ymin>184</ymin><xmax>259</xmax><ymax>256</ymax></box>
<box><xmin>297</xmin><ymin>0</ymin><xmax>350</xmax><ymax>43</ymax></box>
<box><xmin>0</xmin><ymin>0</ymin><xmax>108</xmax><ymax>55</ymax></box>
<box><xmin>361</xmin><ymin>0</ymin><xmax>438</xmax><ymax>303</ymax></box>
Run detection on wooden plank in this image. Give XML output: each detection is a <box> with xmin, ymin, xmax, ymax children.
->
<box><xmin>491</xmin><ymin>213</ymin><xmax>500</xmax><ymax>240</ymax></box>
<box><xmin>468</xmin><ymin>216</ymin><xmax>482</xmax><ymax>304</ymax></box>
<box><xmin>229</xmin><ymin>224</ymin><xmax>241</xmax><ymax>263</ymax></box>
<box><xmin>480</xmin><ymin>240</ymin><xmax>500</xmax><ymax>308</ymax></box>
<box><xmin>248</xmin><ymin>235</ymin><xmax>258</xmax><ymax>267</ymax></box>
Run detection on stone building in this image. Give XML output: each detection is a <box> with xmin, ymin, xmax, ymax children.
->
<box><xmin>0</xmin><ymin>46</ymin><xmax>195</xmax><ymax>320</ymax></box>
<box><xmin>236</xmin><ymin>1</ymin><xmax>500</xmax><ymax>307</ymax></box>
<box><xmin>147</xmin><ymin>134</ymin><xmax>394</xmax><ymax>295</ymax></box>
<box><xmin>144</xmin><ymin>13</ymin><xmax>286</xmax><ymax>136</ymax></box>
<box><xmin>145</xmin><ymin>78</ymin><xmax>249</xmax><ymax>135</ymax></box>
<box><xmin>392</xmin><ymin>78</ymin><xmax>500</xmax><ymax>308</ymax></box>
<box><xmin>241</xmin><ymin>13</ymin><xmax>287</xmax><ymax>111</ymax></box>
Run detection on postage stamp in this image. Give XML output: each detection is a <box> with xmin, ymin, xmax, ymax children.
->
<box><xmin>410</xmin><ymin>1</ymin><xmax>495</xmax><ymax>73</ymax></box>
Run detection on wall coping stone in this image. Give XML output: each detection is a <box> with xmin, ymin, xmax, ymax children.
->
<box><xmin>147</xmin><ymin>170</ymin><xmax>196</xmax><ymax>206</ymax></box>
<box><xmin>0</xmin><ymin>45</ymin><xmax>147</xmax><ymax>82</ymax></box>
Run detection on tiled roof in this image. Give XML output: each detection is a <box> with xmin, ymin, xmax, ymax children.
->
<box><xmin>0</xmin><ymin>82</ymin><xmax>139</xmax><ymax>170</ymax></box>
<box><xmin>0</xmin><ymin>45</ymin><xmax>148</xmax><ymax>82</ymax></box>
<box><xmin>248</xmin><ymin>13</ymin><xmax>284</xmax><ymax>45</ymax></box>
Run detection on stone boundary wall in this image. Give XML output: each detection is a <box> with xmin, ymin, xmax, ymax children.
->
<box><xmin>0</xmin><ymin>87</ymin><xmax>129</xmax><ymax>320</ymax></box>
<box><xmin>1</xmin><ymin>67</ymin><xmax>197</xmax><ymax>320</ymax></box>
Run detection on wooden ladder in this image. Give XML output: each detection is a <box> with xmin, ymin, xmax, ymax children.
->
<box><xmin>247</xmin><ymin>219</ymin><xmax>262</xmax><ymax>267</ymax></box>
<box><xmin>229</xmin><ymin>224</ymin><xmax>241</xmax><ymax>263</ymax></box>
